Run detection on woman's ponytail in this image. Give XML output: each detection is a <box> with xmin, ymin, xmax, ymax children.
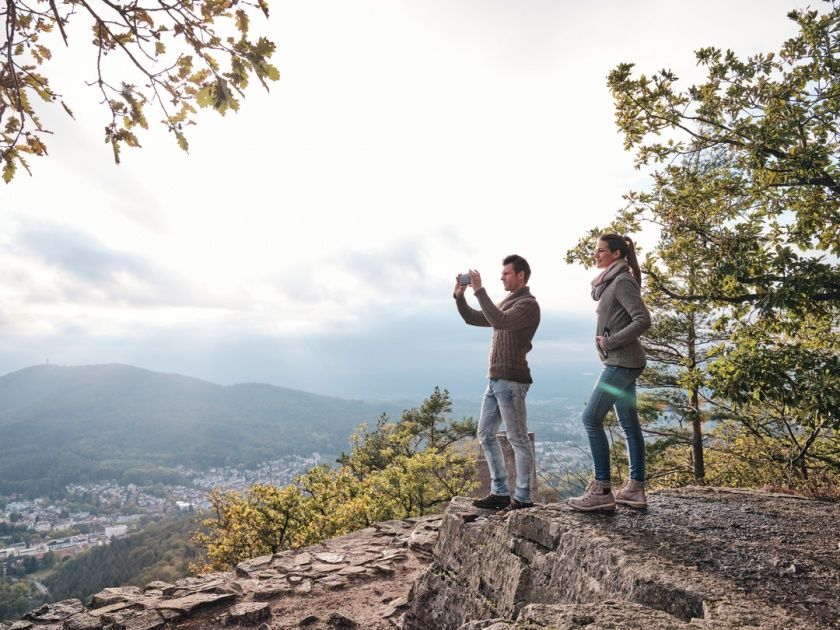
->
<box><xmin>624</xmin><ymin>236</ymin><xmax>642</xmax><ymax>285</ymax></box>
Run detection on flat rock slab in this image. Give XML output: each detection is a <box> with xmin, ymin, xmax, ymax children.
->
<box><xmin>64</xmin><ymin>613</ymin><xmax>102</xmax><ymax>630</ymax></box>
<box><xmin>88</xmin><ymin>601</ymin><xmax>136</xmax><ymax>617</ymax></box>
<box><xmin>89</xmin><ymin>587</ymin><xmax>143</xmax><ymax>607</ymax></box>
<box><xmin>155</xmin><ymin>592</ymin><xmax>236</xmax><ymax>614</ymax></box>
<box><xmin>24</xmin><ymin>599</ymin><xmax>85</xmax><ymax>622</ymax></box>
<box><xmin>310</xmin><ymin>562</ymin><xmax>344</xmax><ymax>574</ymax></box>
<box><xmin>117</xmin><ymin>610</ymin><xmax>165</xmax><ymax>630</ymax></box>
<box><xmin>235</xmin><ymin>554</ymin><xmax>273</xmax><ymax>577</ymax></box>
<box><xmin>251</xmin><ymin>579</ymin><xmax>294</xmax><ymax>601</ymax></box>
<box><xmin>227</xmin><ymin>602</ymin><xmax>271</xmax><ymax>625</ymax></box>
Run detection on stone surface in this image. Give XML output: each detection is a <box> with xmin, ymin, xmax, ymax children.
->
<box><xmin>10</xmin><ymin>489</ymin><xmax>830</xmax><ymax>630</ymax></box>
<box><xmin>89</xmin><ymin>587</ymin><xmax>143</xmax><ymax>607</ymax></box>
<box><xmin>7</xmin><ymin>514</ymin><xmax>436</xmax><ymax>630</ymax></box>
<box><xmin>404</xmin><ymin>488</ymin><xmax>840</xmax><ymax>630</ymax></box>
<box><xmin>87</xmin><ymin>601</ymin><xmax>136</xmax><ymax>617</ymax></box>
<box><xmin>235</xmin><ymin>555</ymin><xmax>273</xmax><ymax>578</ymax></box>
<box><xmin>318</xmin><ymin>575</ymin><xmax>348</xmax><ymax>590</ymax></box>
<box><xmin>24</xmin><ymin>599</ymin><xmax>85</xmax><ymax>622</ymax></box>
<box><xmin>458</xmin><ymin>602</ymin><xmax>696</xmax><ymax>629</ymax></box>
<box><xmin>155</xmin><ymin>592</ymin><xmax>236</xmax><ymax>614</ymax></box>
<box><xmin>227</xmin><ymin>602</ymin><xmax>271</xmax><ymax>625</ymax></box>
<box><xmin>251</xmin><ymin>579</ymin><xmax>294</xmax><ymax>601</ymax></box>
<box><xmin>407</xmin><ymin>517</ymin><xmax>442</xmax><ymax>556</ymax></box>
<box><xmin>64</xmin><ymin>613</ymin><xmax>102</xmax><ymax>630</ymax></box>
<box><xmin>118</xmin><ymin>610</ymin><xmax>165</xmax><ymax>630</ymax></box>
<box><xmin>326</xmin><ymin>612</ymin><xmax>357</xmax><ymax>628</ymax></box>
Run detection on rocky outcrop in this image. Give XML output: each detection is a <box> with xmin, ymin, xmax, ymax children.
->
<box><xmin>404</xmin><ymin>488</ymin><xmax>840</xmax><ymax>629</ymax></box>
<box><xmin>5</xmin><ymin>488</ymin><xmax>838</xmax><ymax>630</ymax></box>
<box><xmin>1</xmin><ymin>516</ymin><xmax>441</xmax><ymax>630</ymax></box>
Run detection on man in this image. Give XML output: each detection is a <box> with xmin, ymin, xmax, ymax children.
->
<box><xmin>454</xmin><ymin>254</ymin><xmax>540</xmax><ymax>516</ymax></box>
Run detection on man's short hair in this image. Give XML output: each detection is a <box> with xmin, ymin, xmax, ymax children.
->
<box><xmin>503</xmin><ymin>254</ymin><xmax>531</xmax><ymax>283</ymax></box>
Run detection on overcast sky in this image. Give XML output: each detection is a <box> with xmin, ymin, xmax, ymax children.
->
<box><xmin>0</xmin><ymin>1</ymin><xmax>817</xmax><ymax>399</ymax></box>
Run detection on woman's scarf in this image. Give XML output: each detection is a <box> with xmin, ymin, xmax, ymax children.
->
<box><xmin>591</xmin><ymin>259</ymin><xmax>630</xmax><ymax>301</ymax></box>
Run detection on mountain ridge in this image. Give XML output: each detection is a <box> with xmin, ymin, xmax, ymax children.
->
<box><xmin>0</xmin><ymin>363</ymin><xmax>406</xmax><ymax>496</ymax></box>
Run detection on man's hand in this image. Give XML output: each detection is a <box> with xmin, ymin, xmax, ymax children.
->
<box><xmin>470</xmin><ymin>269</ymin><xmax>482</xmax><ymax>291</ymax></box>
<box><xmin>453</xmin><ymin>275</ymin><xmax>466</xmax><ymax>298</ymax></box>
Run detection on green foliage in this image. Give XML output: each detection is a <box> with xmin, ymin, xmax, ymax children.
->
<box><xmin>1</xmin><ymin>0</ymin><xmax>278</xmax><ymax>181</ymax></box>
<box><xmin>0</xmin><ymin>582</ymin><xmax>43</xmax><ymax>622</ymax></box>
<box><xmin>43</xmin><ymin>515</ymin><xmax>199</xmax><ymax>603</ymax></box>
<box><xmin>604</xmin><ymin>4</ymin><xmax>839</xmax><ymax>303</ymax></box>
<box><xmin>568</xmin><ymin>3</ymin><xmax>840</xmax><ymax>492</ymax></box>
<box><xmin>709</xmin><ymin>315</ymin><xmax>839</xmax><ymax>431</ymax></box>
<box><xmin>193</xmin><ymin>484</ymin><xmax>313</xmax><ymax>569</ymax></box>
<box><xmin>0</xmin><ymin>522</ymin><xmax>35</xmax><ymax>545</ymax></box>
<box><xmin>649</xmin><ymin>420</ymin><xmax>840</xmax><ymax>499</ymax></box>
<box><xmin>339</xmin><ymin>387</ymin><xmax>477</xmax><ymax>477</ymax></box>
<box><xmin>194</xmin><ymin>388</ymin><xmax>477</xmax><ymax>571</ymax></box>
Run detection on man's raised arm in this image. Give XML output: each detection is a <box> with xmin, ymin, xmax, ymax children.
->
<box><xmin>474</xmin><ymin>289</ymin><xmax>539</xmax><ymax>330</ymax></box>
<box><xmin>453</xmin><ymin>274</ymin><xmax>491</xmax><ymax>327</ymax></box>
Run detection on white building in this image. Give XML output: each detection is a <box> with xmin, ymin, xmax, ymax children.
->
<box><xmin>104</xmin><ymin>525</ymin><xmax>129</xmax><ymax>539</ymax></box>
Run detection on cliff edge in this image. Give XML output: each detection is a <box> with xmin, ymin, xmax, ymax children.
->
<box><xmin>405</xmin><ymin>487</ymin><xmax>839</xmax><ymax>629</ymax></box>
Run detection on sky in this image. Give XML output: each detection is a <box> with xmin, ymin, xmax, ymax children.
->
<box><xmin>0</xmin><ymin>0</ymin><xmax>819</xmax><ymax>400</ymax></box>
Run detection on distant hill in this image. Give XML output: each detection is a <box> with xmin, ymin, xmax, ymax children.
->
<box><xmin>0</xmin><ymin>364</ymin><xmax>403</xmax><ymax>496</ymax></box>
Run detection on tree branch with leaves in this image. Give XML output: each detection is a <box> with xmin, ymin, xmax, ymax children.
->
<box><xmin>1</xmin><ymin>0</ymin><xmax>278</xmax><ymax>182</ymax></box>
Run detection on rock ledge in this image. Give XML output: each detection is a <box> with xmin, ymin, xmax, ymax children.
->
<box><xmin>404</xmin><ymin>487</ymin><xmax>840</xmax><ymax>629</ymax></box>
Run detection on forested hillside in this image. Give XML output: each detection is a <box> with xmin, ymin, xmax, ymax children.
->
<box><xmin>0</xmin><ymin>364</ymin><xmax>403</xmax><ymax>496</ymax></box>
<box><xmin>43</xmin><ymin>516</ymin><xmax>198</xmax><ymax>602</ymax></box>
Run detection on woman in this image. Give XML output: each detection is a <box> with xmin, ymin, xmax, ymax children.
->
<box><xmin>568</xmin><ymin>234</ymin><xmax>651</xmax><ymax>512</ymax></box>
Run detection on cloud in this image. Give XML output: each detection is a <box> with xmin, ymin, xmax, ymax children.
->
<box><xmin>271</xmin><ymin>229</ymin><xmax>467</xmax><ymax>310</ymax></box>
<box><xmin>17</xmin><ymin>223</ymin><xmax>153</xmax><ymax>284</ymax></box>
<box><xmin>0</xmin><ymin>222</ymin><xmax>470</xmax><ymax>341</ymax></box>
<box><xmin>340</xmin><ymin>240</ymin><xmax>426</xmax><ymax>286</ymax></box>
<box><xmin>3</xmin><ymin>221</ymin><xmax>236</xmax><ymax>311</ymax></box>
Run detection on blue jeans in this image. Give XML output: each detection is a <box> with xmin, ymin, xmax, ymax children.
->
<box><xmin>582</xmin><ymin>366</ymin><xmax>645</xmax><ymax>483</ymax></box>
<box><xmin>477</xmin><ymin>379</ymin><xmax>533</xmax><ymax>503</ymax></box>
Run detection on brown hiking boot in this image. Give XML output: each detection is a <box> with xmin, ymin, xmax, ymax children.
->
<box><xmin>614</xmin><ymin>479</ymin><xmax>647</xmax><ymax>509</ymax></box>
<box><xmin>567</xmin><ymin>479</ymin><xmax>615</xmax><ymax>512</ymax></box>
<box><xmin>495</xmin><ymin>498</ymin><xmax>534</xmax><ymax>517</ymax></box>
<box><xmin>472</xmin><ymin>493</ymin><xmax>511</xmax><ymax>510</ymax></box>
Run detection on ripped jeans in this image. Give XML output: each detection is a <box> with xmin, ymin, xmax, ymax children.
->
<box><xmin>582</xmin><ymin>365</ymin><xmax>645</xmax><ymax>483</ymax></box>
<box><xmin>477</xmin><ymin>379</ymin><xmax>534</xmax><ymax>503</ymax></box>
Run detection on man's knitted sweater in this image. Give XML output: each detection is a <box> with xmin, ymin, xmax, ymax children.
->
<box><xmin>455</xmin><ymin>286</ymin><xmax>540</xmax><ymax>384</ymax></box>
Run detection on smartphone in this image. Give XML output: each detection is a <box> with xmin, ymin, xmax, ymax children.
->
<box><xmin>458</xmin><ymin>273</ymin><xmax>471</xmax><ymax>286</ymax></box>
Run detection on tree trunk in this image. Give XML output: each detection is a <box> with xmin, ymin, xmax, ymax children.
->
<box><xmin>687</xmin><ymin>313</ymin><xmax>705</xmax><ymax>481</ymax></box>
<box><xmin>690</xmin><ymin>386</ymin><xmax>705</xmax><ymax>480</ymax></box>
